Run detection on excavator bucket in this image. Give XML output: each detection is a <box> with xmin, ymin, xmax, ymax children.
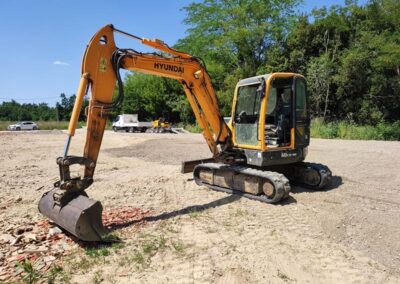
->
<box><xmin>38</xmin><ymin>188</ymin><xmax>107</xmax><ymax>242</ymax></box>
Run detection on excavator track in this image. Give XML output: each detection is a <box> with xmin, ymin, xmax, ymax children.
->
<box><xmin>268</xmin><ymin>162</ymin><xmax>332</xmax><ymax>190</ymax></box>
<box><xmin>193</xmin><ymin>163</ymin><xmax>291</xmax><ymax>203</ymax></box>
<box><xmin>292</xmin><ymin>162</ymin><xmax>332</xmax><ymax>189</ymax></box>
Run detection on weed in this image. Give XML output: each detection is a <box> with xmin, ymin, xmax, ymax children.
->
<box><xmin>68</xmin><ymin>256</ymin><xmax>95</xmax><ymax>272</ymax></box>
<box><xmin>158</xmin><ymin>235</ymin><xmax>167</xmax><ymax>250</ymax></box>
<box><xmin>101</xmin><ymin>232</ymin><xmax>121</xmax><ymax>243</ymax></box>
<box><xmin>47</xmin><ymin>265</ymin><xmax>71</xmax><ymax>284</ymax></box>
<box><xmin>111</xmin><ymin>242</ymin><xmax>125</xmax><ymax>250</ymax></box>
<box><xmin>143</xmin><ymin>241</ymin><xmax>158</xmax><ymax>255</ymax></box>
<box><xmin>172</xmin><ymin>240</ymin><xmax>185</xmax><ymax>253</ymax></box>
<box><xmin>16</xmin><ymin>258</ymin><xmax>42</xmax><ymax>284</ymax></box>
<box><xmin>188</xmin><ymin>209</ymin><xmax>201</xmax><ymax>218</ymax></box>
<box><xmin>92</xmin><ymin>271</ymin><xmax>104</xmax><ymax>284</ymax></box>
<box><xmin>118</xmin><ymin>255</ymin><xmax>131</xmax><ymax>267</ymax></box>
<box><xmin>85</xmin><ymin>247</ymin><xmax>110</xmax><ymax>258</ymax></box>
<box><xmin>166</xmin><ymin>225</ymin><xmax>180</xmax><ymax>234</ymax></box>
<box><xmin>132</xmin><ymin>251</ymin><xmax>147</xmax><ymax>267</ymax></box>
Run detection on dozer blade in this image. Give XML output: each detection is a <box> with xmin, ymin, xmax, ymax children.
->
<box><xmin>38</xmin><ymin>188</ymin><xmax>107</xmax><ymax>242</ymax></box>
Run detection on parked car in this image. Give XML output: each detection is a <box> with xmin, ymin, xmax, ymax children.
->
<box><xmin>8</xmin><ymin>121</ymin><xmax>39</xmax><ymax>131</ymax></box>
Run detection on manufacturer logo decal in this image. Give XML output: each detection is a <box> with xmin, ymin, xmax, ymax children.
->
<box><xmin>154</xmin><ymin>63</ymin><xmax>184</xmax><ymax>73</ymax></box>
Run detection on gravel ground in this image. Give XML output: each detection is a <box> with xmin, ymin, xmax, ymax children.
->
<box><xmin>0</xmin><ymin>130</ymin><xmax>399</xmax><ymax>283</ymax></box>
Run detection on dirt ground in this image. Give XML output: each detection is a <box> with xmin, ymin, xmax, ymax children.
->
<box><xmin>0</xmin><ymin>130</ymin><xmax>399</xmax><ymax>283</ymax></box>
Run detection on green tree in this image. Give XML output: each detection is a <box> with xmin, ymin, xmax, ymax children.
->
<box><xmin>121</xmin><ymin>72</ymin><xmax>187</xmax><ymax>123</ymax></box>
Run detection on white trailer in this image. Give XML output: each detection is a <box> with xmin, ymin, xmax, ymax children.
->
<box><xmin>112</xmin><ymin>114</ymin><xmax>152</xmax><ymax>132</ymax></box>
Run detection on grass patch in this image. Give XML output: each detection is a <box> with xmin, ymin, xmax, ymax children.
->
<box><xmin>175</xmin><ymin>122</ymin><xmax>202</xmax><ymax>133</ymax></box>
<box><xmin>118</xmin><ymin>255</ymin><xmax>131</xmax><ymax>267</ymax></box>
<box><xmin>85</xmin><ymin>247</ymin><xmax>110</xmax><ymax>258</ymax></box>
<box><xmin>131</xmin><ymin>250</ymin><xmax>152</xmax><ymax>270</ymax></box>
<box><xmin>311</xmin><ymin>118</ymin><xmax>400</xmax><ymax>140</ymax></box>
<box><xmin>143</xmin><ymin>241</ymin><xmax>158</xmax><ymax>255</ymax></box>
<box><xmin>16</xmin><ymin>258</ymin><xmax>42</xmax><ymax>283</ymax></box>
<box><xmin>127</xmin><ymin>234</ymin><xmax>171</xmax><ymax>269</ymax></box>
<box><xmin>188</xmin><ymin>208</ymin><xmax>202</xmax><ymax>218</ymax></box>
<box><xmin>158</xmin><ymin>235</ymin><xmax>167</xmax><ymax>249</ymax></box>
<box><xmin>69</xmin><ymin>256</ymin><xmax>95</xmax><ymax>272</ymax></box>
<box><xmin>101</xmin><ymin>232</ymin><xmax>121</xmax><ymax>243</ymax></box>
<box><xmin>92</xmin><ymin>271</ymin><xmax>104</xmax><ymax>284</ymax></box>
<box><xmin>47</xmin><ymin>265</ymin><xmax>71</xmax><ymax>284</ymax></box>
<box><xmin>172</xmin><ymin>240</ymin><xmax>185</xmax><ymax>253</ymax></box>
<box><xmin>139</xmin><ymin>234</ymin><xmax>168</xmax><ymax>255</ymax></box>
<box><xmin>111</xmin><ymin>242</ymin><xmax>125</xmax><ymax>250</ymax></box>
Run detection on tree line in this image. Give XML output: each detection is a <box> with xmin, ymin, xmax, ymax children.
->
<box><xmin>118</xmin><ymin>0</ymin><xmax>400</xmax><ymax>126</ymax></box>
<box><xmin>0</xmin><ymin>94</ymin><xmax>88</xmax><ymax>122</ymax></box>
<box><xmin>1</xmin><ymin>0</ymin><xmax>399</xmax><ymax>128</ymax></box>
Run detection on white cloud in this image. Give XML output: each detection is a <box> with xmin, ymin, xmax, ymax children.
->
<box><xmin>53</xmin><ymin>61</ymin><xmax>70</xmax><ymax>66</ymax></box>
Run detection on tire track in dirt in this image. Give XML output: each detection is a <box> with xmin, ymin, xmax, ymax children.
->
<box><xmin>153</xmin><ymin>178</ymin><xmax>396</xmax><ymax>283</ymax></box>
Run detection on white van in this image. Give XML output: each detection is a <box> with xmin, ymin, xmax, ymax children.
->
<box><xmin>112</xmin><ymin>114</ymin><xmax>152</xmax><ymax>132</ymax></box>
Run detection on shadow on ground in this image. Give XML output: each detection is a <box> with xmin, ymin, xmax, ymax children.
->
<box><xmin>291</xmin><ymin>175</ymin><xmax>343</xmax><ymax>194</ymax></box>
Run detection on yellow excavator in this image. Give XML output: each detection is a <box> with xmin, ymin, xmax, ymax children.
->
<box><xmin>38</xmin><ymin>25</ymin><xmax>331</xmax><ymax>241</ymax></box>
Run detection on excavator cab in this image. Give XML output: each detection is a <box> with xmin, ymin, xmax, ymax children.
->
<box><xmin>231</xmin><ymin>74</ymin><xmax>310</xmax><ymax>167</ymax></box>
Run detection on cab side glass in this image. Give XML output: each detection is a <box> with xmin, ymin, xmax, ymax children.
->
<box><xmin>295</xmin><ymin>80</ymin><xmax>307</xmax><ymax>119</ymax></box>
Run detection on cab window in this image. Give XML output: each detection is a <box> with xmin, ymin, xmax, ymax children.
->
<box><xmin>235</xmin><ymin>84</ymin><xmax>261</xmax><ymax>123</ymax></box>
<box><xmin>295</xmin><ymin>79</ymin><xmax>307</xmax><ymax>119</ymax></box>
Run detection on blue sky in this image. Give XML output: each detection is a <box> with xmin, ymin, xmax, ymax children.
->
<box><xmin>0</xmin><ymin>0</ymin><xmax>367</xmax><ymax>106</ymax></box>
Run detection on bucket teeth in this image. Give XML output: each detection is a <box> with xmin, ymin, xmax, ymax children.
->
<box><xmin>38</xmin><ymin>188</ymin><xmax>107</xmax><ymax>242</ymax></box>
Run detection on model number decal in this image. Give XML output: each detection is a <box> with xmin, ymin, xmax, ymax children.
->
<box><xmin>281</xmin><ymin>152</ymin><xmax>297</xmax><ymax>158</ymax></box>
<box><xmin>99</xmin><ymin>57</ymin><xmax>107</xmax><ymax>72</ymax></box>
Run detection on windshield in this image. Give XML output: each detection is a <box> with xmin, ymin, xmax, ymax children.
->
<box><xmin>235</xmin><ymin>84</ymin><xmax>261</xmax><ymax>118</ymax></box>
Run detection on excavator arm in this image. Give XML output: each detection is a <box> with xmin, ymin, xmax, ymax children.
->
<box><xmin>39</xmin><ymin>25</ymin><xmax>233</xmax><ymax>241</ymax></box>
<box><xmin>79</xmin><ymin>25</ymin><xmax>231</xmax><ymax>177</ymax></box>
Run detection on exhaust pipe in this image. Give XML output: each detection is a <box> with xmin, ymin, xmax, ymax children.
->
<box><xmin>38</xmin><ymin>188</ymin><xmax>106</xmax><ymax>242</ymax></box>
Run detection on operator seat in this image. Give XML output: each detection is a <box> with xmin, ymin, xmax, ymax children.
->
<box><xmin>265</xmin><ymin>90</ymin><xmax>291</xmax><ymax>146</ymax></box>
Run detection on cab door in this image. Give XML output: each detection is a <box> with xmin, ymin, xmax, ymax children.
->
<box><xmin>294</xmin><ymin>78</ymin><xmax>310</xmax><ymax>147</ymax></box>
<box><xmin>233</xmin><ymin>82</ymin><xmax>263</xmax><ymax>148</ymax></box>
